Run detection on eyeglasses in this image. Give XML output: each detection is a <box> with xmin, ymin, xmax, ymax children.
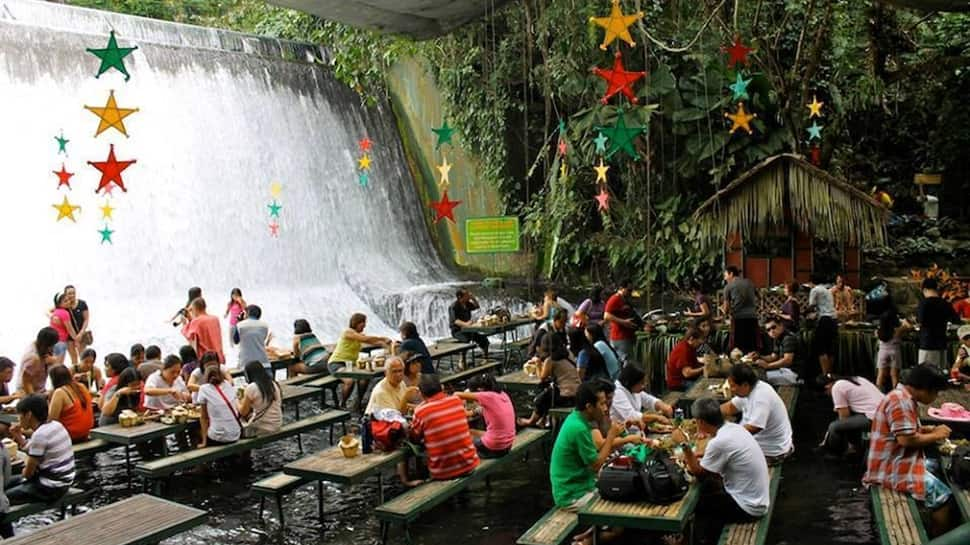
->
<box><xmin>766</xmin><ymin>325</ymin><xmax>778</xmax><ymax>331</ymax></box>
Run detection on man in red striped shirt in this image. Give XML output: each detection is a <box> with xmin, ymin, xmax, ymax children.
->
<box><xmin>410</xmin><ymin>375</ymin><xmax>480</xmax><ymax>480</ymax></box>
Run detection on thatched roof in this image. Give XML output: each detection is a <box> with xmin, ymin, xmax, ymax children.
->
<box><xmin>694</xmin><ymin>154</ymin><xmax>888</xmax><ymax>247</ymax></box>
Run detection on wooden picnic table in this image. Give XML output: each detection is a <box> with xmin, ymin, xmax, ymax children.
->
<box><xmin>919</xmin><ymin>385</ymin><xmax>970</xmax><ymax>425</ymax></box>
<box><xmin>683</xmin><ymin>377</ymin><xmax>728</xmax><ymax>401</ymax></box>
<box><xmin>428</xmin><ymin>341</ymin><xmax>478</xmax><ymax>371</ymax></box>
<box><xmin>334</xmin><ymin>366</ymin><xmax>386</xmax><ymax>381</ymax></box>
<box><xmin>230</xmin><ymin>356</ymin><xmax>295</xmax><ymax>378</ymax></box>
<box><xmin>461</xmin><ymin>316</ymin><xmax>539</xmax><ymax>367</ymax></box>
<box><xmin>578</xmin><ymin>481</ymin><xmax>701</xmax><ymax>536</ymax></box>
<box><xmin>496</xmin><ymin>369</ymin><xmax>541</xmax><ymax>392</ymax></box>
<box><xmin>3</xmin><ymin>493</ymin><xmax>206</xmax><ymax>545</ymax></box>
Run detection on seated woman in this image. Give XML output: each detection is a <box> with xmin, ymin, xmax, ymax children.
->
<box><xmin>531</xmin><ymin>288</ymin><xmax>563</xmax><ymax>323</ymax></box>
<box><xmin>588</xmin><ymin>378</ymin><xmax>654</xmax><ymax>451</ymax></box>
<box><xmin>327</xmin><ymin>313</ymin><xmax>392</xmax><ymax>410</ymax></box>
<box><xmin>401</xmin><ymin>353</ymin><xmax>424</xmax><ymax>405</ymax></box>
<box><xmin>586</xmin><ymin>323</ymin><xmax>621</xmax><ymax>380</ymax></box>
<box><xmin>817</xmin><ymin>373</ymin><xmax>884</xmax><ymax>456</ymax></box>
<box><xmin>100</xmin><ymin>367</ymin><xmax>142</xmax><ymax>426</ymax></box>
<box><xmin>690</xmin><ymin>315</ymin><xmax>716</xmax><ymax>357</ymax></box>
<box><xmin>238</xmin><ymin>360</ymin><xmax>282</xmax><ymax>437</ymax></box>
<box><xmin>455</xmin><ymin>374</ymin><xmax>515</xmax><ymax>458</ymax></box>
<box><xmin>188</xmin><ymin>351</ymin><xmax>231</xmax><ymax>402</ymax></box>
<box><xmin>950</xmin><ymin>325</ymin><xmax>970</xmax><ymax>382</ymax></box>
<box><xmin>0</xmin><ymin>357</ymin><xmax>22</xmax><ymax>405</ymax></box>
<box><xmin>572</xmin><ymin>286</ymin><xmax>606</xmax><ymax>329</ymax></box>
<box><xmin>569</xmin><ymin>327</ymin><xmax>609</xmax><ymax>382</ymax></box>
<box><xmin>144</xmin><ymin>355</ymin><xmax>191</xmax><ymax>411</ymax></box>
<box><xmin>398</xmin><ymin>322</ymin><xmax>434</xmax><ymax>375</ymax></box>
<box><xmin>47</xmin><ymin>365</ymin><xmax>94</xmax><ymax>443</ymax></box>
<box><xmin>72</xmin><ymin>348</ymin><xmax>104</xmax><ymax>393</ymax></box>
<box><xmin>611</xmin><ymin>365</ymin><xmax>673</xmax><ymax>428</ymax></box>
<box><xmin>289</xmin><ymin>319</ymin><xmax>330</xmax><ymax>376</ymax></box>
<box><xmin>684</xmin><ymin>283</ymin><xmax>713</xmax><ymax>318</ymax></box>
<box><xmin>197</xmin><ymin>366</ymin><xmax>242</xmax><ymax>448</ymax></box>
<box><xmin>516</xmin><ymin>334</ymin><xmax>581</xmax><ymax>427</ymax></box>
<box><xmin>179</xmin><ymin>345</ymin><xmax>200</xmax><ymax>382</ymax></box>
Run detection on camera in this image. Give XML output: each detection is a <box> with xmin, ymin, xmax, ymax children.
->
<box><xmin>171</xmin><ymin>308</ymin><xmax>187</xmax><ymax>327</ymax></box>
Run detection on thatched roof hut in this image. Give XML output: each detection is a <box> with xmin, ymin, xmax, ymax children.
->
<box><xmin>695</xmin><ymin>154</ymin><xmax>888</xmax><ymax>247</ymax></box>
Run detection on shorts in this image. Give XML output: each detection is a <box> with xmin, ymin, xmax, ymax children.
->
<box><xmin>923</xmin><ymin>464</ymin><xmax>952</xmax><ymax>509</ymax></box>
<box><xmin>53</xmin><ymin>342</ymin><xmax>68</xmax><ymax>357</ymax></box>
<box><xmin>813</xmin><ymin>317</ymin><xmax>838</xmax><ymax>357</ymax></box>
<box><xmin>328</xmin><ymin>361</ymin><xmax>349</xmax><ymax>375</ymax></box>
<box><xmin>876</xmin><ymin>348</ymin><xmax>901</xmax><ymax>369</ymax></box>
<box><xmin>473</xmin><ymin>436</ymin><xmax>510</xmax><ymax>459</ymax></box>
<box><xmin>561</xmin><ymin>490</ymin><xmax>596</xmax><ymax>513</ymax></box>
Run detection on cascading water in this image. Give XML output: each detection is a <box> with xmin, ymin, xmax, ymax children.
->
<box><xmin>0</xmin><ymin>0</ymin><xmax>519</xmax><ymax>364</ymax></box>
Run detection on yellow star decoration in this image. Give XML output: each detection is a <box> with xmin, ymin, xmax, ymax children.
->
<box><xmin>358</xmin><ymin>155</ymin><xmax>372</xmax><ymax>170</ymax></box>
<box><xmin>593</xmin><ymin>159</ymin><xmax>610</xmax><ymax>184</ymax></box>
<box><xmin>52</xmin><ymin>196</ymin><xmax>80</xmax><ymax>222</ymax></box>
<box><xmin>84</xmin><ymin>90</ymin><xmax>139</xmax><ymax>137</ymax></box>
<box><xmin>725</xmin><ymin>102</ymin><xmax>757</xmax><ymax>135</ymax></box>
<box><xmin>437</xmin><ymin>155</ymin><xmax>452</xmax><ymax>187</ymax></box>
<box><xmin>100</xmin><ymin>201</ymin><xmax>115</xmax><ymax>220</ymax></box>
<box><xmin>807</xmin><ymin>95</ymin><xmax>824</xmax><ymax>118</ymax></box>
<box><xmin>560</xmin><ymin>161</ymin><xmax>569</xmax><ymax>178</ymax></box>
<box><xmin>589</xmin><ymin>0</ymin><xmax>644</xmax><ymax>51</ymax></box>
<box><xmin>269</xmin><ymin>181</ymin><xmax>282</xmax><ymax>198</ymax></box>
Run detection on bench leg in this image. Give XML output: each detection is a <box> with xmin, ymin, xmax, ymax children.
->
<box><xmin>378</xmin><ymin>472</ymin><xmax>385</xmax><ymax>504</ymax></box>
<box><xmin>277</xmin><ymin>494</ymin><xmax>286</xmax><ymax>531</ymax></box>
<box><xmin>125</xmin><ymin>445</ymin><xmax>132</xmax><ymax>489</ymax></box>
<box><xmin>380</xmin><ymin>522</ymin><xmax>389</xmax><ymax>545</ymax></box>
<box><xmin>59</xmin><ymin>505</ymin><xmax>66</xmax><ymax>520</ymax></box>
<box><xmin>317</xmin><ymin>481</ymin><xmax>325</xmax><ymax>525</ymax></box>
<box><xmin>404</xmin><ymin>524</ymin><xmax>413</xmax><ymax>545</ymax></box>
<box><xmin>257</xmin><ymin>497</ymin><xmax>265</xmax><ymax>520</ymax></box>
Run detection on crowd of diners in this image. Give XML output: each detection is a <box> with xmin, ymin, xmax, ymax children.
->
<box><xmin>0</xmin><ymin>271</ymin><xmax>967</xmax><ymax>542</ymax></box>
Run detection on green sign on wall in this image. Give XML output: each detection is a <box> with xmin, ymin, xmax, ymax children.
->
<box><xmin>465</xmin><ymin>216</ymin><xmax>520</xmax><ymax>254</ymax></box>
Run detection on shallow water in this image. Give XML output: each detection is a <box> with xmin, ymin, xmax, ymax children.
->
<box><xmin>12</xmin><ymin>392</ymin><xmax>883</xmax><ymax>545</ymax></box>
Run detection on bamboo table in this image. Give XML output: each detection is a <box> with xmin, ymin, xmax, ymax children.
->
<box><xmin>683</xmin><ymin>377</ymin><xmax>728</xmax><ymax>402</ymax></box>
<box><xmin>578</xmin><ymin>482</ymin><xmax>700</xmax><ymax>537</ymax></box>
<box><xmin>496</xmin><ymin>370</ymin><xmax>542</xmax><ymax>392</ymax></box>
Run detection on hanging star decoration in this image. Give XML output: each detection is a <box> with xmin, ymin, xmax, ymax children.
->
<box><xmin>723</xmin><ymin>35</ymin><xmax>754</xmax><ymax>69</ymax></box>
<box><xmin>597</xmin><ymin>111</ymin><xmax>646</xmax><ymax>160</ymax></box>
<box><xmin>807</xmin><ymin>95</ymin><xmax>824</xmax><ymax>118</ymax></box>
<box><xmin>589</xmin><ymin>0</ymin><xmax>644</xmax><ymax>51</ymax></box>
<box><xmin>806</xmin><ymin>121</ymin><xmax>823</xmax><ymax>141</ymax></box>
<box><xmin>100</xmin><ymin>201</ymin><xmax>115</xmax><ymax>220</ymax></box>
<box><xmin>595</xmin><ymin>188</ymin><xmax>610</xmax><ymax>211</ymax></box>
<box><xmin>52</xmin><ymin>196</ymin><xmax>81</xmax><ymax>222</ymax></box>
<box><xmin>86</xmin><ymin>30</ymin><xmax>138</xmax><ymax>81</ymax></box>
<box><xmin>725</xmin><ymin>102</ymin><xmax>757</xmax><ymax>135</ymax></box>
<box><xmin>269</xmin><ymin>222</ymin><xmax>280</xmax><ymax>238</ymax></box>
<box><xmin>431</xmin><ymin>190</ymin><xmax>461</xmax><ymax>224</ymax></box>
<box><xmin>55</xmin><ymin>132</ymin><xmax>69</xmax><ymax>155</ymax></box>
<box><xmin>89</xmin><ymin>144</ymin><xmax>136</xmax><ymax>193</ymax></box>
<box><xmin>268</xmin><ymin>201</ymin><xmax>282</xmax><ymax>218</ymax></box>
<box><xmin>729</xmin><ymin>72</ymin><xmax>752</xmax><ymax>101</ymax></box>
<box><xmin>437</xmin><ymin>155</ymin><xmax>452</xmax><ymax>188</ymax></box>
<box><xmin>98</xmin><ymin>225</ymin><xmax>114</xmax><ymax>244</ymax></box>
<box><xmin>557</xmin><ymin>138</ymin><xmax>568</xmax><ymax>156</ymax></box>
<box><xmin>431</xmin><ymin>121</ymin><xmax>454</xmax><ymax>149</ymax></box>
<box><xmin>358</xmin><ymin>171</ymin><xmax>369</xmax><ymax>187</ymax></box>
<box><xmin>592</xmin><ymin>51</ymin><xmax>646</xmax><ymax>105</ymax></box>
<box><xmin>53</xmin><ymin>164</ymin><xmax>74</xmax><ymax>189</ymax></box>
<box><xmin>84</xmin><ymin>90</ymin><xmax>139</xmax><ymax>137</ymax></box>
<box><xmin>559</xmin><ymin>161</ymin><xmax>569</xmax><ymax>178</ymax></box>
<box><xmin>594</xmin><ymin>159</ymin><xmax>610</xmax><ymax>184</ymax></box>
<box><xmin>358</xmin><ymin>137</ymin><xmax>373</xmax><ymax>152</ymax></box>
<box><xmin>358</xmin><ymin>155</ymin><xmax>372</xmax><ymax>170</ymax></box>
<box><xmin>101</xmin><ymin>183</ymin><xmax>117</xmax><ymax>197</ymax></box>
<box><xmin>270</xmin><ymin>181</ymin><xmax>282</xmax><ymax>198</ymax></box>
<box><xmin>593</xmin><ymin>132</ymin><xmax>608</xmax><ymax>154</ymax></box>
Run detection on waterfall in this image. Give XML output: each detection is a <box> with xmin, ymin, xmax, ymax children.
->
<box><xmin>0</xmin><ymin>0</ymin><xmax>499</xmax><ymax>363</ymax></box>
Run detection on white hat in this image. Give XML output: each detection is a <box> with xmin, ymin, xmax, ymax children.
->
<box><xmin>958</xmin><ymin>325</ymin><xmax>970</xmax><ymax>340</ymax></box>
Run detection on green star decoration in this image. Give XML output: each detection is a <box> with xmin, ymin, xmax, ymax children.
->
<box><xmin>98</xmin><ymin>225</ymin><xmax>114</xmax><ymax>244</ymax></box>
<box><xmin>597</xmin><ymin>111</ymin><xmax>646</xmax><ymax>160</ymax></box>
<box><xmin>806</xmin><ymin>121</ymin><xmax>823</xmax><ymax>141</ymax></box>
<box><xmin>86</xmin><ymin>31</ymin><xmax>138</xmax><ymax>81</ymax></box>
<box><xmin>431</xmin><ymin>121</ymin><xmax>454</xmax><ymax>149</ymax></box>
<box><xmin>593</xmin><ymin>132</ymin><xmax>608</xmax><ymax>154</ymax></box>
<box><xmin>55</xmin><ymin>132</ymin><xmax>69</xmax><ymax>155</ymax></box>
<box><xmin>267</xmin><ymin>201</ymin><xmax>282</xmax><ymax>217</ymax></box>
<box><xmin>558</xmin><ymin>119</ymin><xmax>567</xmax><ymax>134</ymax></box>
<box><xmin>358</xmin><ymin>171</ymin><xmax>369</xmax><ymax>187</ymax></box>
<box><xmin>729</xmin><ymin>72</ymin><xmax>752</xmax><ymax>101</ymax></box>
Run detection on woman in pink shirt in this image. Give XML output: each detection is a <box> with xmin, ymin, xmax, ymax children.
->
<box><xmin>49</xmin><ymin>293</ymin><xmax>77</xmax><ymax>364</ymax></box>
<box><xmin>455</xmin><ymin>374</ymin><xmax>516</xmax><ymax>458</ymax></box>
<box><xmin>818</xmin><ymin>373</ymin><xmax>885</xmax><ymax>456</ymax></box>
<box><xmin>224</xmin><ymin>288</ymin><xmax>246</xmax><ymax>345</ymax></box>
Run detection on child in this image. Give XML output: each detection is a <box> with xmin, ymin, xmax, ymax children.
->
<box><xmin>875</xmin><ymin>310</ymin><xmax>911</xmax><ymax>392</ymax></box>
<box><xmin>224</xmin><ymin>288</ymin><xmax>246</xmax><ymax>345</ymax></box>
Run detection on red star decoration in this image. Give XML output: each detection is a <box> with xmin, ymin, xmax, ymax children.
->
<box><xmin>592</xmin><ymin>51</ymin><xmax>646</xmax><ymax>105</ymax></box>
<box><xmin>595</xmin><ymin>188</ymin><xmax>610</xmax><ymax>211</ymax></box>
<box><xmin>53</xmin><ymin>163</ymin><xmax>74</xmax><ymax>189</ymax></box>
<box><xmin>88</xmin><ymin>144</ymin><xmax>136</xmax><ymax>194</ymax></box>
<box><xmin>269</xmin><ymin>222</ymin><xmax>280</xmax><ymax>237</ymax></box>
<box><xmin>558</xmin><ymin>139</ymin><xmax>568</xmax><ymax>156</ymax></box>
<box><xmin>723</xmin><ymin>36</ymin><xmax>754</xmax><ymax>69</ymax></box>
<box><xmin>359</xmin><ymin>137</ymin><xmax>373</xmax><ymax>152</ymax></box>
<box><xmin>431</xmin><ymin>190</ymin><xmax>462</xmax><ymax>224</ymax></box>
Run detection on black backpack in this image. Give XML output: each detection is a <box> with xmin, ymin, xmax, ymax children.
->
<box><xmin>639</xmin><ymin>451</ymin><xmax>689</xmax><ymax>504</ymax></box>
<box><xmin>597</xmin><ymin>458</ymin><xmax>641</xmax><ymax>502</ymax></box>
<box><xmin>949</xmin><ymin>445</ymin><xmax>970</xmax><ymax>489</ymax></box>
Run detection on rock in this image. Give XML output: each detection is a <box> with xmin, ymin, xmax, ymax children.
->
<box><xmin>926</xmin><ymin>227</ymin><xmax>941</xmax><ymax>238</ymax></box>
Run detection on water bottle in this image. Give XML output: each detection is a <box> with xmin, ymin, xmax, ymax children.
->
<box><xmin>674</xmin><ymin>408</ymin><xmax>684</xmax><ymax>427</ymax></box>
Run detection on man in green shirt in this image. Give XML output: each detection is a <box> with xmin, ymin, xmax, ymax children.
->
<box><xmin>550</xmin><ymin>381</ymin><xmax>623</xmax><ymax>543</ymax></box>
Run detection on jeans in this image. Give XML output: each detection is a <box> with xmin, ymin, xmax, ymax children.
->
<box><xmin>611</xmin><ymin>339</ymin><xmax>634</xmax><ymax>365</ymax></box>
<box><xmin>6</xmin><ymin>475</ymin><xmax>68</xmax><ymax>505</ymax></box>
<box><xmin>823</xmin><ymin>414</ymin><xmax>870</xmax><ymax>453</ymax></box>
<box><xmin>695</xmin><ymin>474</ymin><xmax>758</xmax><ymax>542</ymax></box>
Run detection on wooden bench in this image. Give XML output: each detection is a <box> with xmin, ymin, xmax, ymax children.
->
<box><xmin>439</xmin><ymin>361</ymin><xmax>503</xmax><ymax>387</ymax></box>
<box><xmin>252</xmin><ymin>472</ymin><xmax>309</xmax><ymax>530</ymax></box>
<box><xmin>135</xmin><ymin>410</ymin><xmax>350</xmax><ymax>492</ymax></box>
<box><xmin>777</xmin><ymin>386</ymin><xmax>798</xmax><ymax>421</ymax></box>
<box><xmin>429</xmin><ymin>341</ymin><xmax>478</xmax><ymax>372</ymax></box>
<box><xmin>2</xmin><ymin>493</ymin><xmax>206</xmax><ymax>545</ymax></box>
<box><xmin>718</xmin><ymin>466</ymin><xmax>782</xmax><ymax>545</ymax></box>
<box><xmin>73</xmin><ymin>438</ymin><xmax>113</xmax><ymax>457</ymax></box>
<box><xmin>303</xmin><ymin>374</ymin><xmax>341</xmax><ymax>408</ymax></box>
<box><xmin>870</xmin><ymin>486</ymin><xmax>928</xmax><ymax>545</ymax></box>
<box><xmin>0</xmin><ymin>488</ymin><xmax>91</xmax><ymax>525</ymax></box>
<box><xmin>516</xmin><ymin>506</ymin><xmax>578</xmax><ymax>545</ymax></box>
<box><xmin>375</xmin><ymin>428</ymin><xmax>549</xmax><ymax>544</ymax></box>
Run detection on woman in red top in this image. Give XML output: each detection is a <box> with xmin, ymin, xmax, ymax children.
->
<box><xmin>48</xmin><ymin>364</ymin><xmax>94</xmax><ymax>442</ymax></box>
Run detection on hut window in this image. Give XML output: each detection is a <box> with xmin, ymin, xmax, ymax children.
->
<box><xmin>745</xmin><ymin>233</ymin><xmax>790</xmax><ymax>258</ymax></box>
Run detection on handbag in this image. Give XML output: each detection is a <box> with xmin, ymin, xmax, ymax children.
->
<box><xmin>213</xmin><ymin>383</ymin><xmax>248</xmax><ymax>438</ymax></box>
<box><xmin>597</xmin><ymin>456</ymin><xmax>642</xmax><ymax>502</ymax></box>
<box><xmin>949</xmin><ymin>445</ymin><xmax>970</xmax><ymax>489</ymax></box>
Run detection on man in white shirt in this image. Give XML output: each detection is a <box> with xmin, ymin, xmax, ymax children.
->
<box><xmin>610</xmin><ymin>365</ymin><xmax>673</xmax><ymax>427</ymax></box>
<box><xmin>673</xmin><ymin>397</ymin><xmax>770</xmax><ymax>542</ymax></box>
<box><xmin>807</xmin><ymin>272</ymin><xmax>839</xmax><ymax>375</ymax></box>
<box><xmin>365</xmin><ymin>357</ymin><xmax>418</xmax><ymax>416</ymax></box>
<box><xmin>721</xmin><ymin>364</ymin><xmax>793</xmax><ymax>464</ymax></box>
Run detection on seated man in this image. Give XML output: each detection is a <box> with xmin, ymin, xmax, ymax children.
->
<box><xmin>863</xmin><ymin>364</ymin><xmax>955</xmax><ymax>537</ymax></box>
<box><xmin>752</xmin><ymin>316</ymin><xmax>801</xmax><ymax>386</ymax></box>
<box><xmin>665</xmin><ymin>328</ymin><xmax>705</xmax><ymax>391</ymax></box>
<box><xmin>673</xmin><ymin>397</ymin><xmax>770</xmax><ymax>542</ymax></box>
<box><xmin>550</xmin><ymin>381</ymin><xmax>623</xmax><ymax>545</ymax></box>
<box><xmin>137</xmin><ymin>345</ymin><xmax>163</xmax><ymax>380</ymax></box>
<box><xmin>721</xmin><ymin>364</ymin><xmax>793</xmax><ymax>464</ymax></box>
<box><xmin>611</xmin><ymin>365</ymin><xmax>673</xmax><ymax>428</ymax></box>
<box><xmin>410</xmin><ymin>375</ymin><xmax>479</xmax><ymax>480</ymax></box>
<box><xmin>527</xmin><ymin>309</ymin><xmax>568</xmax><ymax>361</ymax></box>
<box><xmin>7</xmin><ymin>395</ymin><xmax>75</xmax><ymax>504</ymax></box>
<box><xmin>817</xmin><ymin>373</ymin><xmax>884</xmax><ymax>457</ymax></box>
<box><xmin>364</xmin><ymin>357</ymin><xmax>418</xmax><ymax>416</ymax></box>
<box><xmin>449</xmin><ymin>289</ymin><xmax>489</xmax><ymax>356</ymax></box>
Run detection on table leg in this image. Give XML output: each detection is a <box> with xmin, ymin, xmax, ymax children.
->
<box><xmin>317</xmin><ymin>480</ymin><xmax>324</xmax><ymax>524</ymax></box>
<box><xmin>378</xmin><ymin>472</ymin><xmax>384</xmax><ymax>504</ymax></box>
<box><xmin>125</xmin><ymin>445</ymin><xmax>131</xmax><ymax>489</ymax></box>
<box><xmin>296</xmin><ymin>403</ymin><xmax>303</xmax><ymax>453</ymax></box>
